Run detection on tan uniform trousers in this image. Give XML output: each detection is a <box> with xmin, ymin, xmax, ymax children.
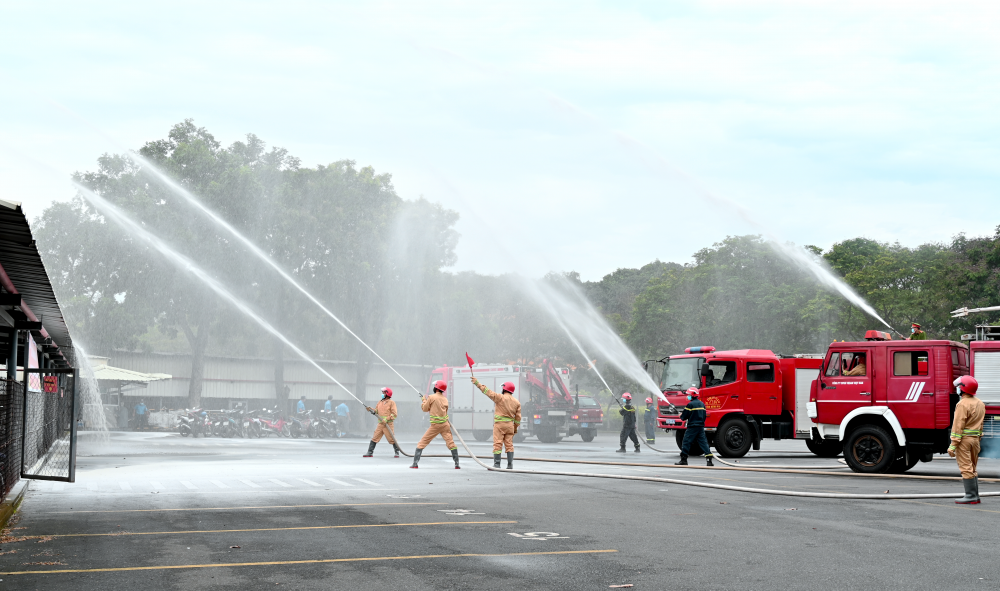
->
<box><xmin>417</xmin><ymin>422</ymin><xmax>456</xmax><ymax>450</ymax></box>
<box><xmin>955</xmin><ymin>436</ymin><xmax>981</xmax><ymax>479</ymax></box>
<box><xmin>372</xmin><ymin>421</ymin><xmax>396</xmax><ymax>444</ymax></box>
<box><xmin>493</xmin><ymin>422</ymin><xmax>515</xmax><ymax>453</ymax></box>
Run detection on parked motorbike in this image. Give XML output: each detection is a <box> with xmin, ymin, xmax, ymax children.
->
<box><xmin>315</xmin><ymin>410</ymin><xmax>337</xmax><ymax>438</ymax></box>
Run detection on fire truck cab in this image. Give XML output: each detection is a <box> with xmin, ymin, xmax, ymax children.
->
<box><xmin>655</xmin><ymin>347</ymin><xmax>822</xmax><ymax>458</ymax></box>
<box><xmin>809</xmin><ymin>331</ymin><xmax>970</xmax><ymax>473</ymax></box>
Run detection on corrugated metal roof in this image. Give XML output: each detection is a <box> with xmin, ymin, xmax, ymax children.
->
<box><xmin>92</xmin><ymin>364</ymin><xmax>171</xmax><ymax>384</ymax></box>
<box><xmin>0</xmin><ymin>200</ymin><xmax>74</xmax><ymax>366</ymax></box>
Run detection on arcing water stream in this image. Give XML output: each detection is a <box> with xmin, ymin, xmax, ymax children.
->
<box><xmin>125</xmin><ymin>152</ymin><xmax>427</xmax><ymax>396</ymax></box>
<box><xmin>72</xmin><ymin>182</ymin><xmax>371</xmax><ymax>409</ymax></box>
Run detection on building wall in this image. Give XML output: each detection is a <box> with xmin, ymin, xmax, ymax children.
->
<box><xmin>112</xmin><ymin>351</ymin><xmax>434</xmax><ymax>404</ymax></box>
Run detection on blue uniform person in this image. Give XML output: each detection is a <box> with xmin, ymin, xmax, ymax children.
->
<box><xmin>675</xmin><ymin>387</ymin><xmax>714</xmax><ymax>466</ymax></box>
<box><xmin>616</xmin><ymin>393</ymin><xmax>640</xmax><ymax>453</ymax></box>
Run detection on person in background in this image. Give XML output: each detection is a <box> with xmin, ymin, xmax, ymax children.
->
<box><xmin>336</xmin><ymin>401</ymin><xmax>351</xmax><ymax>437</ymax></box>
<box><xmin>296</xmin><ymin>395</ymin><xmax>307</xmax><ymax>414</ymax></box>
<box><xmin>843</xmin><ymin>353</ymin><xmax>867</xmax><ymax>377</ymax></box>
<box><xmin>133</xmin><ymin>399</ymin><xmax>149</xmax><ymax>431</ymax></box>
<box><xmin>908</xmin><ymin>322</ymin><xmax>928</xmax><ymax>340</ymax></box>
<box><xmin>325</xmin><ymin>395</ymin><xmax>333</xmax><ymax>412</ymax></box>
<box><xmin>643</xmin><ymin>397</ymin><xmax>657</xmax><ymax>444</ymax></box>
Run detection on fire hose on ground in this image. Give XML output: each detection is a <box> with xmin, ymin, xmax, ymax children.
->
<box><xmin>380</xmin><ymin>423</ymin><xmax>999</xmax><ymax>499</ymax></box>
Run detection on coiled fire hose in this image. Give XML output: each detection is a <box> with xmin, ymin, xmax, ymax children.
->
<box><xmin>382</xmin><ymin>423</ymin><xmax>999</xmax><ymax>498</ymax></box>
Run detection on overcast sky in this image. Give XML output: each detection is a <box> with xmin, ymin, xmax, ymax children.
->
<box><xmin>2</xmin><ymin>1</ymin><xmax>998</xmax><ymax>280</ymax></box>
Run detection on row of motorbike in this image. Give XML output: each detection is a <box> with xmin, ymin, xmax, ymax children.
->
<box><xmin>178</xmin><ymin>407</ymin><xmax>345</xmax><ymax>439</ymax></box>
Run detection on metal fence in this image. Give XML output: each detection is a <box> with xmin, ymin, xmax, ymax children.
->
<box><xmin>0</xmin><ymin>379</ymin><xmax>24</xmax><ymax>500</ymax></box>
<box><xmin>21</xmin><ymin>370</ymin><xmax>77</xmax><ymax>481</ymax></box>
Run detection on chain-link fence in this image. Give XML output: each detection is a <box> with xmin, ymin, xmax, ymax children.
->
<box><xmin>0</xmin><ymin>379</ymin><xmax>24</xmax><ymax>500</ymax></box>
<box><xmin>21</xmin><ymin>371</ymin><xmax>76</xmax><ymax>481</ymax></box>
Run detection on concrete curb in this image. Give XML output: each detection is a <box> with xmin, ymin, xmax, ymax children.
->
<box><xmin>0</xmin><ymin>479</ymin><xmax>29</xmax><ymax>530</ymax></box>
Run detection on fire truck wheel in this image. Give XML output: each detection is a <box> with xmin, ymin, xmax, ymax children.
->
<box><xmin>888</xmin><ymin>451</ymin><xmax>920</xmax><ymax>473</ymax></box>
<box><xmin>472</xmin><ymin>430</ymin><xmax>491</xmax><ymax>442</ymax></box>
<box><xmin>580</xmin><ymin>429</ymin><xmax>596</xmax><ymax>442</ymax></box>
<box><xmin>674</xmin><ymin>429</ymin><xmax>704</xmax><ymax>456</ymax></box>
<box><xmin>805</xmin><ymin>438</ymin><xmax>842</xmax><ymax>458</ymax></box>
<box><xmin>714</xmin><ymin>418</ymin><xmax>752</xmax><ymax>458</ymax></box>
<box><xmin>844</xmin><ymin>425</ymin><xmax>896</xmax><ymax>473</ymax></box>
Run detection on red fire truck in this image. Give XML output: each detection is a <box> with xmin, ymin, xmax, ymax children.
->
<box><xmin>425</xmin><ymin>360</ymin><xmax>580</xmax><ymax>443</ymax></box>
<box><xmin>653</xmin><ymin>347</ymin><xmax>823</xmax><ymax>458</ymax></box>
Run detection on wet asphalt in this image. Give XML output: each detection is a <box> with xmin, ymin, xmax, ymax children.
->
<box><xmin>1</xmin><ymin>430</ymin><xmax>998</xmax><ymax>590</ymax></box>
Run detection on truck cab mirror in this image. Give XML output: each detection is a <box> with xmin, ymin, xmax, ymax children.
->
<box><xmin>700</xmin><ymin>363</ymin><xmax>712</xmax><ymax>378</ymax></box>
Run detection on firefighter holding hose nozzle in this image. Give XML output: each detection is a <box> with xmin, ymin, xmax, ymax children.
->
<box><xmin>472</xmin><ymin>377</ymin><xmax>521</xmax><ymax>469</ymax></box>
<box><xmin>675</xmin><ymin>387</ymin><xmax>714</xmax><ymax>466</ymax></box>
<box><xmin>410</xmin><ymin>380</ymin><xmax>460</xmax><ymax>469</ymax></box>
<box><xmin>617</xmin><ymin>393</ymin><xmax>641</xmax><ymax>453</ymax></box>
<box><xmin>363</xmin><ymin>387</ymin><xmax>402</xmax><ymax>458</ymax></box>
<box><xmin>950</xmin><ymin>376</ymin><xmax>984</xmax><ymax>504</ymax></box>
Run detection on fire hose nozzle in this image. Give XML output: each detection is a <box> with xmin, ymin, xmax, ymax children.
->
<box><xmin>951</xmin><ymin>307</ymin><xmax>970</xmax><ymax>318</ymax></box>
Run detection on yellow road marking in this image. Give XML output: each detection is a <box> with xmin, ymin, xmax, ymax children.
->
<box><xmin>21</xmin><ymin>521</ymin><xmax>516</xmax><ymax>539</ymax></box>
<box><xmin>0</xmin><ymin>549</ymin><xmax>617</xmax><ymax>575</ymax></box>
<box><xmin>48</xmin><ymin>502</ymin><xmax>444</xmax><ymax>514</ymax></box>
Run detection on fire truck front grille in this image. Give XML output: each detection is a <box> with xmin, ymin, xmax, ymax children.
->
<box><xmin>983</xmin><ymin>416</ymin><xmax>1000</xmax><ymax>440</ymax></box>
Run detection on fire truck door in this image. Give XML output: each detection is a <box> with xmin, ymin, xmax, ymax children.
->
<box><xmin>886</xmin><ymin>349</ymin><xmax>935</xmax><ymax>430</ymax></box>
<box><xmin>819</xmin><ymin>350</ymin><xmax>873</xmax><ymax>425</ymax></box>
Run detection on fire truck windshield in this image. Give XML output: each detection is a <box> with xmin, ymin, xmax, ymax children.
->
<box><xmin>659</xmin><ymin>357</ymin><xmax>702</xmax><ymax>391</ymax></box>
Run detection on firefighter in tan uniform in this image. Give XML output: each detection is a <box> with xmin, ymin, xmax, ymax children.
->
<box><xmin>363</xmin><ymin>387</ymin><xmax>402</xmax><ymax>458</ymax></box>
<box><xmin>472</xmin><ymin>377</ymin><xmax>521</xmax><ymax>469</ymax></box>
<box><xmin>410</xmin><ymin>380</ymin><xmax>460</xmax><ymax>469</ymax></box>
<box><xmin>949</xmin><ymin>376</ymin><xmax>985</xmax><ymax>504</ymax></box>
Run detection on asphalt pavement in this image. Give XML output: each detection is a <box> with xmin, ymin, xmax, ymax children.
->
<box><xmin>1</xmin><ymin>430</ymin><xmax>998</xmax><ymax>590</ymax></box>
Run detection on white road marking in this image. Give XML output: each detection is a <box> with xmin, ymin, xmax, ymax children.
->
<box><xmin>180</xmin><ymin>481</ymin><xmax>198</xmax><ymax>489</ymax></box>
<box><xmin>352</xmin><ymin>478</ymin><xmax>381</xmax><ymax>486</ymax></box>
<box><xmin>298</xmin><ymin>479</ymin><xmax>322</xmax><ymax>487</ymax></box>
<box><xmin>325</xmin><ymin>478</ymin><xmax>353</xmax><ymax>486</ymax></box>
<box><xmin>239</xmin><ymin>479</ymin><xmax>261</xmax><ymax>488</ymax></box>
<box><xmin>86</xmin><ymin>482</ymin><xmax>98</xmax><ymax>491</ymax></box>
<box><xmin>150</xmin><ymin>481</ymin><xmax>163</xmax><ymax>490</ymax></box>
<box><xmin>210</xmin><ymin>480</ymin><xmax>229</xmax><ymax>489</ymax></box>
<box><xmin>119</xmin><ymin>482</ymin><xmax>132</xmax><ymax>491</ymax></box>
<box><xmin>269</xmin><ymin>479</ymin><xmax>292</xmax><ymax>488</ymax></box>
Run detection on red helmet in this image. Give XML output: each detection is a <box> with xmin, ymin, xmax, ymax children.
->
<box><xmin>645</xmin><ymin>397</ymin><xmax>653</xmax><ymax>404</ymax></box>
<box><xmin>954</xmin><ymin>376</ymin><xmax>979</xmax><ymax>396</ymax></box>
<box><xmin>381</xmin><ymin>387</ymin><xmax>393</xmax><ymax>398</ymax></box>
<box><xmin>501</xmin><ymin>381</ymin><xmax>516</xmax><ymax>394</ymax></box>
<box><xmin>621</xmin><ymin>393</ymin><xmax>632</xmax><ymax>400</ymax></box>
<box><xmin>433</xmin><ymin>380</ymin><xmax>447</xmax><ymax>393</ymax></box>
<box><xmin>686</xmin><ymin>387</ymin><xmax>700</xmax><ymax>397</ymax></box>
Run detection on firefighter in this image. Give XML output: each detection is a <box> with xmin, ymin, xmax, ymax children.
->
<box><xmin>949</xmin><ymin>376</ymin><xmax>984</xmax><ymax>504</ymax></box>
<box><xmin>617</xmin><ymin>393</ymin><xmax>640</xmax><ymax>453</ymax></box>
<box><xmin>363</xmin><ymin>387</ymin><xmax>402</xmax><ymax>458</ymax></box>
<box><xmin>410</xmin><ymin>380</ymin><xmax>460</xmax><ymax>469</ymax></box>
<box><xmin>675</xmin><ymin>387</ymin><xmax>714</xmax><ymax>466</ymax></box>
<box><xmin>471</xmin><ymin>377</ymin><xmax>521</xmax><ymax>469</ymax></box>
<box><xmin>908</xmin><ymin>322</ymin><xmax>928</xmax><ymax>340</ymax></box>
<box><xmin>643</xmin><ymin>397</ymin><xmax>656</xmax><ymax>444</ymax></box>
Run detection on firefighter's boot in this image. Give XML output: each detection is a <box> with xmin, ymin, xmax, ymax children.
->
<box><xmin>493</xmin><ymin>453</ymin><xmax>502</xmax><ymax>469</ymax></box>
<box><xmin>616</xmin><ymin>445</ymin><xmax>626</xmax><ymax>453</ymax></box>
<box><xmin>506</xmin><ymin>452</ymin><xmax>514</xmax><ymax>469</ymax></box>
<box><xmin>706</xmin><ymin>455</ymin><xmax>714</xmax><ymax>467</ymax></box>
<box><xmin>675</xmin><ymin>454</ymin><xmax>688</xmax><ymax>466</ymax></box>
<box><xmin>634</xmin><ymin>445</ymin><xmax>641</xmax><ymax>453</ymax></box>
<box><xmin>956</xmin><ymin>478</ymin><xmax>981</xmax><ymax>504</ymax></box>
<box><xmin>363</xmin><ymin>440</ymin><xmax>376</xmax><ymax>458</ymax></box>
<box><xmin>451</xmin><ymin>448</ymin><xmax>461</xmax><ymax>469</ymax></box>
<box><xmin>392</xmin><ymin>442</ymin><xmax>401</xmax><ymax>458</ymax></box>
<box><xmin>409</xmin><ymin>448</ymin><xmax>422</xmax><ymax>469</ymax></box>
